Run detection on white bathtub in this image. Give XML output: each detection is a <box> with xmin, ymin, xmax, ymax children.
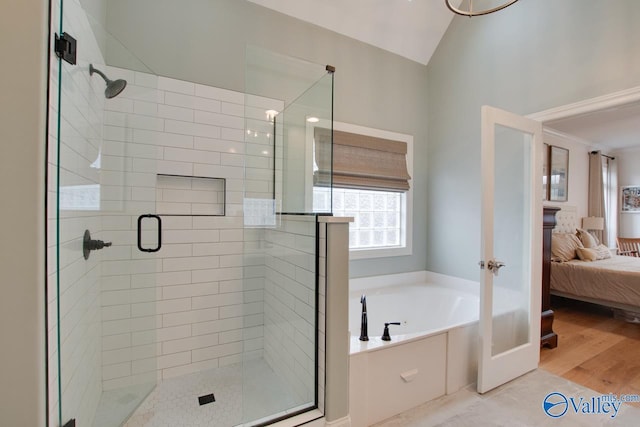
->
<box><xmin>349</xmin><ymin>276</ymin><xmax>479</xmax><ymax>350</ymax></box>
<box><xmin>348</xmin><ymin>271</ymin><xmax>522</xmax><ymax>427</ymax></box>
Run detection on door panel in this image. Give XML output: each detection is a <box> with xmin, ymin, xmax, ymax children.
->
<box><xmin>478</xmin><ymin>106</ymin><xmax>543</xmax><ymax>393</ymax></box>
<box><xmin>52</xmin><ymin>1</ymin><xmax>159</xmax><ymax>425</ymax></box>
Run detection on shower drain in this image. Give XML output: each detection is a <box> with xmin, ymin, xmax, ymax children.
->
<box><xmin>198</xmin><ymin>393</ymin><xmax>216</xmax><ymax>406</ymax></box>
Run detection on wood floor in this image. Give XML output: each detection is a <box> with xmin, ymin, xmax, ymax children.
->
<box><xmin>540</xmin><ymin>297</ymin><xmax>640</xmax><ymax>406</ymax></box>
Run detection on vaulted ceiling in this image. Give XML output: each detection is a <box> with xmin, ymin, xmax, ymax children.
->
<box><xmin>247</xmin><ymin>0</ymin><xmax>458</xmax><ymax>65</ymax></box>
<box><xmin>248</xmin><ymin>1</ymin><xmax>640</xmax><ymax>151</ymax></box>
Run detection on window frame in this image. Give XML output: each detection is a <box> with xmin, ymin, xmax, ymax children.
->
<box><xmin>307</xmin><ymin>120</ymin><xmax>413</xmax><ymax>259</ymax></box>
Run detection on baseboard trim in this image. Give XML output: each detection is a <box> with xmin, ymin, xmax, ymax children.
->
<box><xmin>324</xmin><ymin>415</ymin><xmax>351</xmax><ymax>427</ymax></box>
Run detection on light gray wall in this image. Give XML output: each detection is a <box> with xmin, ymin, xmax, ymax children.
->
<box><xmin>427</xmin><ymin>0</ymin><xmax>640</xmax><ymax>281</ymax></box>
<box><xmin>0</xmin><ymin>0</ymin><xmax>48</xmax><ymax>425</ymax></box>
<box><xmin>105</xmin><ymin>0</ymin><xmax>429</xmax><ymax>278</ymax></box>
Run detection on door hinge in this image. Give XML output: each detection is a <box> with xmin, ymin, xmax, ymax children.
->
<box><xmin>55</xmin><ymin>32</ymin><xmax>77</xmax><ymax>65</ymax></box>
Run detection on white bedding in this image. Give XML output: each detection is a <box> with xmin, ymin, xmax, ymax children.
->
<box><xmin>550</xmin><ymin>255</ymin><xmax>640</xmax><ymax>309</ymax></box>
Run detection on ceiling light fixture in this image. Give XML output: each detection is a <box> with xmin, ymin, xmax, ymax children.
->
<box><xmin>445</xmin><ymin>0</ymin><xmax>519</xmax><ymax>17</ymax></box>
<box><xmin>306</xmin><ymin>116</ymin><xmax>320</xmax><ymax>123</ymax></box>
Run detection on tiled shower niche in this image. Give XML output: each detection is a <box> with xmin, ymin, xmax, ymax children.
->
<box><xmin>157</xmin><ymin>175</ymin><xmax>226</xmax><ymax>216</ymax></box>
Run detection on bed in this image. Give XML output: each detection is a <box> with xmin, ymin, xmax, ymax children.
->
<box><xmin>549</xmin><ymin>206</ymin><xmax>640</xmax><ymax>321</ymax></box>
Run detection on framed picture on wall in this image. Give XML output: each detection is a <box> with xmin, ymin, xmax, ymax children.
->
<box><xmin>621</xmin><ymin>186</ymin><xmax>640</xmax><ymax>212</ymax></box>
<box><xmin>548</xmin><ymin>145</ymin><xmax>569</xmax><ymax>202</ymax></box>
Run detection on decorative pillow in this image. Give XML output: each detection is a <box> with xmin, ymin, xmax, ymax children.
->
<box><xmin>551</xmin><ymin>233</ymin><xmax>584</xmax><ymax>262</ymax></box>
<box><xmin>576</xmin><ymin>228</ymin><xmax>599</xmax><ymax>248</ymax></box>
<box><xmin>576</xmin><ymin>247</ymin><xmax>598</xmax><ymax>262</ymax></box>
<box><xmin>594</xmin><ymin>244</ymin><xmax>612</xmax><ymax>260</ymax></box>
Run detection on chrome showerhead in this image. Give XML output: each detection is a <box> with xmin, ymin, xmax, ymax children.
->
<box><xmin>89</xmin><ymin>64</ymin><xmax>127</xmax><ymax>99</ymax></box>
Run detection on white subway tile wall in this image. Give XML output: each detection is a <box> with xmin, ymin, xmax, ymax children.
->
<box><xmin>49</xmin><ymin>3</ymin><xmax>323</xmax><ymax>424</ymax></box>
<box><xmin>263</xmin><ymin>215</ymin><xmax>319</xmax><ymax>404</ymax></box>
<box><xmin>99</xmin><ymin>65</ymin><xmax>285</xmax><ymax>391</ymax></box>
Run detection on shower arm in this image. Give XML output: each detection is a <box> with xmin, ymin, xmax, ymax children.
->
<box><xmin>89</xmin><ymin>64</ymin><xmax>109</xmax><ymax>83</ymax></box>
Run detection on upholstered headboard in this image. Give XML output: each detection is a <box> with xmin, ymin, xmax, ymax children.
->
<box><xmin>552</xmin><ymin>205</ymin><xmax>578</xmax><ymax>234</ymax></box>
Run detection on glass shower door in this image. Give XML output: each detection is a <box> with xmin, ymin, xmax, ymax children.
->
<box><xmin>241</xmin><ymin>59</ymin><xmax>334</xmax><ymax>425</ymax></box>
<box><xmin>51</xmin><ymin>1</ymin><xmax>159</xmax><ymax>425</ymax></box>
<box><xmin>50</xmin><ymin>5</ymin><xmax>333</xmax><ymax>426</ymax></box>
<box><xmin>278</xmin><ymin>72</ymin><xmax>334</xmax><ymax>214</ymax></box>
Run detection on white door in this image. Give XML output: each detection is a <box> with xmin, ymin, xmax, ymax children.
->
<box><xmin>478</xmin><ymin>105</ymin><xmax>543</xmax><ymax>393</ymax></box>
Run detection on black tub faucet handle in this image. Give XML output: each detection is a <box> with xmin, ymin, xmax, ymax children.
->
<box><xmin>381</xmin><ymin>322</ymin><xmax>401</xmax><ymax>341</ymax></box>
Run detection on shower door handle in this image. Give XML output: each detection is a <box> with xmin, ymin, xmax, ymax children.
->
<box><xmin>137</xmin><ymin>214</ymin><xmax>162</xmax><ymax>253</ymax></box>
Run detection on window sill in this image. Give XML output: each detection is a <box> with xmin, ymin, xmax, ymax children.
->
<box><xmin>349</xmin><ymin>245</ymin><xmax>412</xmax><ymax>260</ymax></box>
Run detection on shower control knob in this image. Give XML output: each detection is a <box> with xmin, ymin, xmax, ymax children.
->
<box><xmin>89</xmin><ymin>239</ymin><xmax>112</xmax><ymax>250</ymax></box>
<box><xmin>83</xmin><ymin>229</ymin><xmax>112</xmax><ymax>260</ymax></box>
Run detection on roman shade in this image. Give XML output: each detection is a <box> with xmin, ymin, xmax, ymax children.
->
<box><xmin>314</xmin><ymin>127</ymin><xmax>411</xmax><ymax>191</ymax></box>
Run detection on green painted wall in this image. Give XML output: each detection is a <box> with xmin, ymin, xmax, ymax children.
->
<box><xmin>427</xmin><ymin>0</ymin><xmax>640</xmax><ymax>280</ymax></box>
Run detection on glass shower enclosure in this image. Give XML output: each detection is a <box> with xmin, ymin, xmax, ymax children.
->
<box><xmin>47</xmin><ymin>1</ymin><xmax>333</xmax><ymax>426</ymax></box>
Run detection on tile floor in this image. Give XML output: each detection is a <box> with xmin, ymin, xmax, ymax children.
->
<box><xmin>93</xmin><ymin>382</ymin><xmax>156</xmax><ymax>427</ymax></box>
<box><xmin>92</xmin><ymin>359</ymin><xmax>312</xmax><ymax>427</ymax></box>
<box><xmin>374</xmin><ymin>369</ymin><xmax>640</xmax><ymax>426</ymax></box>
<box><xmin>92</xmin><ymin>362</ymin><xmax>640</xmax><ymax>426</ymax></box>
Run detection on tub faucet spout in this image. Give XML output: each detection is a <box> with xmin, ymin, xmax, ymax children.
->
<box><xmin>359</xmin><ymin>294</ymin><xmax>369</xmax><ymax>341</ymax></box>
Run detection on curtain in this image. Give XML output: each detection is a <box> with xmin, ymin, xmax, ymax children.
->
<box><xmin>588</xmin><ymin>151</ymin><xmax>607</xmax><ymax>244</ymax></box>
<box><xmin>603</xmin><ymin>156</ymin><xmax>617</xmax><ymax>248</ymax></box>
<box><xmin>314</xmin><ymin>127</ymin><xmax>411</xmax><ymax>191</ymax></box>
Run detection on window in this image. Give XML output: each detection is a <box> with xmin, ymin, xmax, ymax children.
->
<box><xmin>602</xmin><ymin>156</ymin><xmax>617</xmax><ymax>248</ymax></box>
<box><xmin>312</xmin><ymin>122</ymin><xmax>413</xmax><ymax>259</ymax></box>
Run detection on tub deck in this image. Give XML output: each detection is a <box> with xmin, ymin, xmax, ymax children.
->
<box><xmin>348</xmin><ymin>270</ymin><xmax>523</xmax><ymax>427</ymax></box>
